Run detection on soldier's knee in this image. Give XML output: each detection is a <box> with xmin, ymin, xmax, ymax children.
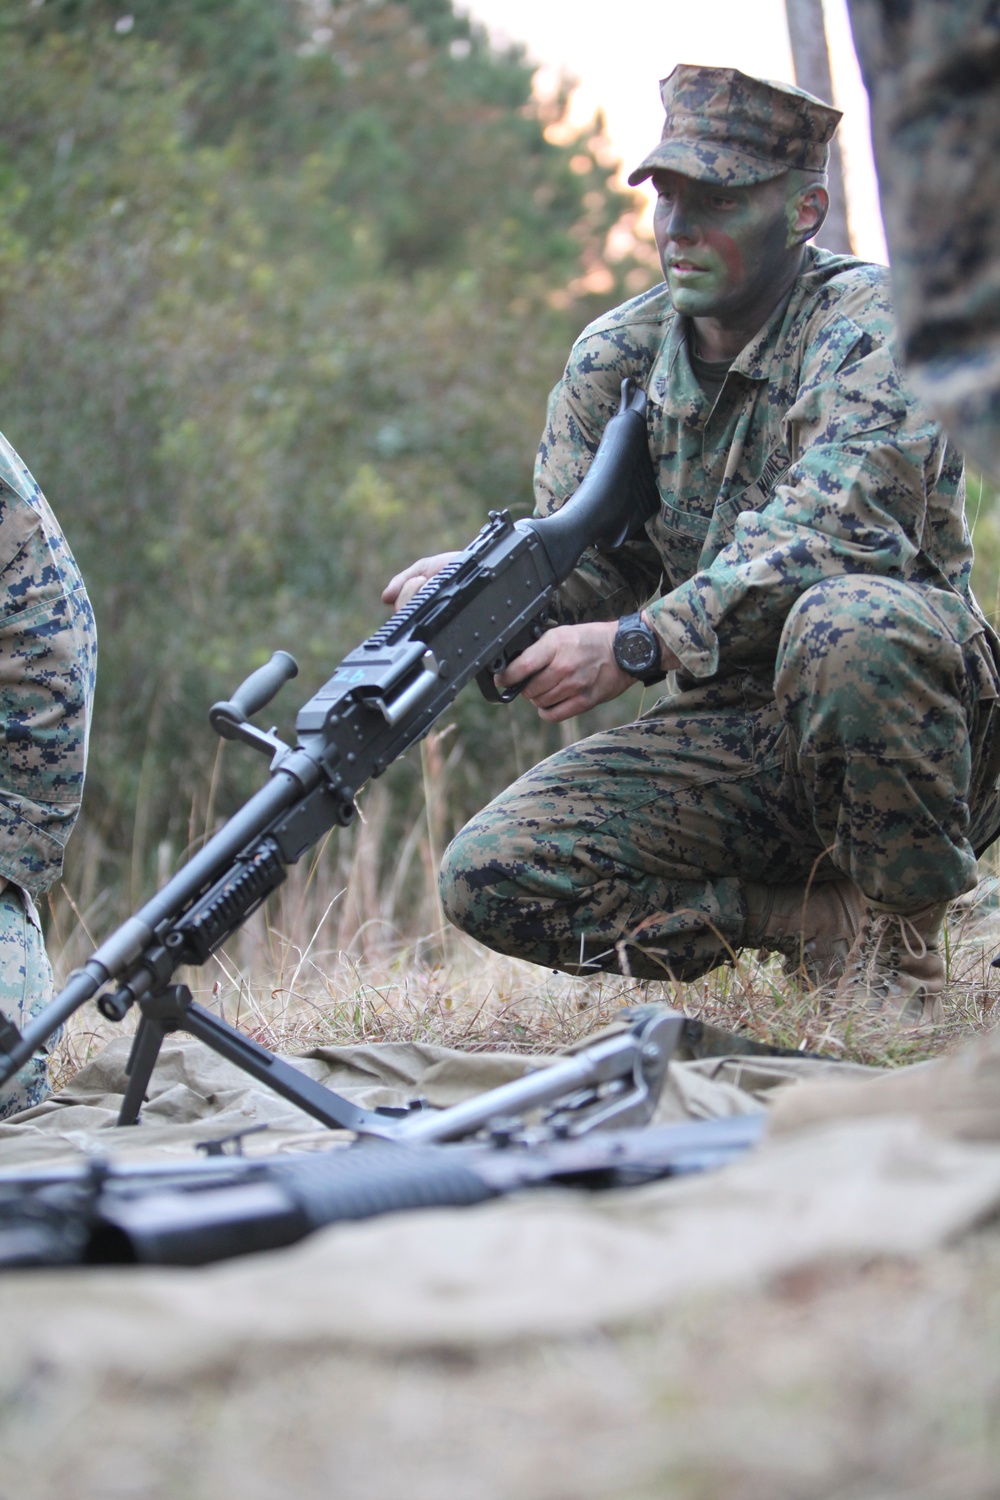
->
<box><xmin>439</xmin><ymin>816</ymin><xmax>520</xmax><ymax>941</ymax></box>
<box><xmin>777</xmin><ymin>576</ymin><xmax>953</xmax><ymax>697</ymax></box>
<box><xmin>776</xmin><ymin>575</ymin><xmax>966</xmax><ymax>753</ymax></box>
<box><xmin>438</xmin><ymin>827</ymin><xmax>479</xmax><ymax>935</ymax></box>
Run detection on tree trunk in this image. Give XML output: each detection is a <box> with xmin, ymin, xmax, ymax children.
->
<box><xmin>784</xmin><ymin>0</ymin><xmax>854</xmax><ymax>254</ymax></box>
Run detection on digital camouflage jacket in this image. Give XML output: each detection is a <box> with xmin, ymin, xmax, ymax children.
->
<box><xmin>0</xmin><ymin>434</ymin><xmax>96</xmax><ymax>895</ymax></box>
<box><xmin>538</xmin><ymin>245</ymin><xmax>998</xmax><ymax>700</ymax></box>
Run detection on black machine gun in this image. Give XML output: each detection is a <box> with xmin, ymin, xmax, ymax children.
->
<box><xmin>0</xmin><ymin>1005</ymin><xmax>765</xmax><ymax>1268</ymax></box>
<box><xmin>0</xmin><ymin>382</ymin><xmax>658</xmax><ymax>1129</ymax></box>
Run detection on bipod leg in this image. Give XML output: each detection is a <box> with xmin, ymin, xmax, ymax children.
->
<box><xmin>180</xmin><ymin>1000</ymin><xmax>385</xmax><ymax>1133</ymax></box>
<box><xmin>118</xmin><ymin>991</ymin><xmax>184</xmax><ymax>1125</ymax></box>
<box><xmin>119</xmin><ymin>984</ymin><xmax>388</xmax><ymax>1134</ymax></box>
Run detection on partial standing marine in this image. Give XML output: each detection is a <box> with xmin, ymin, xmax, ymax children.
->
<box><xmin>0</xmin><ymin>434</ymin><xmax>96</xmax><ymax>1118</ymax></box>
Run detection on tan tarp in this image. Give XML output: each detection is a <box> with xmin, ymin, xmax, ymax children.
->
<box><xmin>0</xmin><ymin>1031</ymin><xmax>847</xmax><ymax>1166</ymax></box>
<box><xmin>0</xmin><ymin>1028</ymin><xmax>998</xmax><ymax>1381</ymax></box>
<box><xmin>771</xmin><ymin>1028</ymin><xmax>1000</xmax><ymax>1139</ymax></box>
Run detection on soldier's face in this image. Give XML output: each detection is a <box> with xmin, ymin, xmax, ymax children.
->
<box><xmin>652</xmin><ymin>170</ymin><xmax>796</xmax><ymax>322</ymax></box>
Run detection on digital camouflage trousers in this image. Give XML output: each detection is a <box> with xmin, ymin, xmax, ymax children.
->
<box><xmin>441</xmin><ymin>577</ymin><xmax>1000</xmax><ymax>980</ymax></box>
<box><xmin>0</xmin><ymin>883</ymin><xmax>55</xmax><ymax>1120</ymax></box>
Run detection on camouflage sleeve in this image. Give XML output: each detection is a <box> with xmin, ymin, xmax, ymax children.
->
<box><xmin>533</xmin><ymin>320</ymin><xmax>665</xmax><ymax>625</ymax></box>
<box><xmin>648</xmin><ymin>275</ymin><xmax>957</xmax><ymax>677</ymax></box>
<box><xmin>0</xmin><ymin>435</ymin><xmax>97</xmax><ymax>895</ymax></box>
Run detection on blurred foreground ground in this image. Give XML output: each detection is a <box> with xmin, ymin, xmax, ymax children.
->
<box><xmin>8</xmin><ymin>882</ymin><xmax>998</xmax><ymax>1500</ymax></box>
<box><xmin>1</xmin><ymin>1228</ymin><xmax>997</xmax><ymax>1498</ymax></box>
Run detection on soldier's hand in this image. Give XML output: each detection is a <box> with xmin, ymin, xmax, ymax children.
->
<box><xmin>495</xmin><ymin>623</ymin><xmax>635</xmax><ymax>722</ymax></box>
<box><xmin>382</xmin><ymin>553</ymin><xmax>461</xmax><ymax>610</ymax></box>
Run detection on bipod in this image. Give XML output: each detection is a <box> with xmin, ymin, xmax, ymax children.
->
<box><xmin>118</xmin><ymin>984</ymin><xmax>387</xmax><ymax>1134</ymax></box>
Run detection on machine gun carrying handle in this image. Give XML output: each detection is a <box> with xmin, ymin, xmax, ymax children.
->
<box><xmin>209</xmin><ymin>651</ymin><xmax>299</xmax><ymax>741</ymax></box>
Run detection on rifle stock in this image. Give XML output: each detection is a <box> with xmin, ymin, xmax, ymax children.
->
<box><xmin>0</xmin><ymin>1112</ymin><xmax>766</xmax><ymax>1268</ymax></box>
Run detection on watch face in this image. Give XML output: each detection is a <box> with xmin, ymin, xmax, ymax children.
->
<box><xmin>615</xmin><ymin>624</ymin><xmax>659</xmax><ymax>676</ymax></box>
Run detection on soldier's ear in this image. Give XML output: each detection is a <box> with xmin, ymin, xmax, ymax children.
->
<box><xmin>790</xmin><ymin>183</ymin><xmax>829</xmax><ymax>245</ymax></box>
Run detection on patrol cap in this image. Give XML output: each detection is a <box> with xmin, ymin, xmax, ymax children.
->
<box><xmin>628</xmin><ymin>65</ymin><xmax>842</xmax><ymax>188</ymax></box>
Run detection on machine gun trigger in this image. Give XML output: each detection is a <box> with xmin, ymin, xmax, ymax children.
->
<box><xmin>476</xmin><ymin>666</ymin><xmax>519</xmax><ymax>704</ymax></box>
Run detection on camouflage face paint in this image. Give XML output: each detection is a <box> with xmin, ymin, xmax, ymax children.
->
<box><xmin>652</xmin><ymin>171</ymin><xmax>801</xmax><ymax>332</ymax></box>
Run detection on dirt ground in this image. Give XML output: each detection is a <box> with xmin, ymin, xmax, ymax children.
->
<box><xmin>0</xmin><ymin>1222</ymin><xmax>997</xmax><ymax>1500</ymax></box>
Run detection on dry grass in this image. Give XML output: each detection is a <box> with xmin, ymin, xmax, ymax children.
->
<box><xmin>43</xmin><ymin>835</ymin><xmax>1000</xmax><ymax>1093</ymax></box>
<box><xmin>38</xmin><ymin>729</ymin><xmax>1000</xmax><ymax>1086</ymax></box>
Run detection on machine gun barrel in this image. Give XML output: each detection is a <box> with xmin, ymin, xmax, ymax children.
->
<box><xmin>0</xmin><ymin>770</ymin><xmax>308</xmax><ymax>1078</ymax></box>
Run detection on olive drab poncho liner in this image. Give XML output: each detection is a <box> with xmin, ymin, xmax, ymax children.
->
<box><xmin>0</xmin><ymin>1030</ymin><xmax>999</xmax><ymax>1371</ymax></box>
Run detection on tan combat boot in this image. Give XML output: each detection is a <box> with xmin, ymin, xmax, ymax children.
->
<box><xmin>744</xmin><ymin>879</ymin><xmax>865</xmax><ymax>988</ymax></box>
<box><xmin>833</xmin><ymin>900</ymin><xmax>950</xmax><ymax>1025</ymax></box>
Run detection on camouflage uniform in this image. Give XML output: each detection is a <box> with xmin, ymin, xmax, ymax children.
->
<box><xmin>0</xmin><ymin>433</ymin><xmax>96</xmax><ymax>1116</ymax></box>
<box><xmin>847</xmin><ymin>0</ymin><xmax>1000</xmax><ymax>482</ymax></box>
<box><xmin>440</xmin><ymin>69</ymin><xmax>1000</xmax><ymax>980</ymax></box>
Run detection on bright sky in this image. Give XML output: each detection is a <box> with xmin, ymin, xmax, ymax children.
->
<box><xmin>459</xmin><ymin>0</ymin><xmax>887</xmax><ymax>265</ymax></box>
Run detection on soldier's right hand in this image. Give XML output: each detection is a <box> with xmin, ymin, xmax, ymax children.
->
<box><xmin>495</xmin><ymin>622</ymin><xmax>634</xmax><ymax>722</ymax></box>
<box><xmin>382</xmin><ymin>553</ymin><xmax>461</xmax><ymax>610</ymax></box>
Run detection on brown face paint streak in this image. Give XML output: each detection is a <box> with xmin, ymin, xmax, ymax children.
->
<box><xmin>653</xmin><ymin>172</ymin><xmax>808</xmax><ymax>354</ymax></box>
<box><xmin>704</xmin><ymin>229</ymin><xmax>744</xmax><ymax>287</ymax></box>
<box><xmin>703</xmin><ymin>206</ymin><xmax>797</xmax><ymax>317</ymax></box>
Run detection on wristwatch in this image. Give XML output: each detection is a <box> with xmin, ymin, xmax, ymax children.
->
<box><xmin>613</xmin><ymin>612</ymin><xmax>666</xmax><ymax>686</ymax></box>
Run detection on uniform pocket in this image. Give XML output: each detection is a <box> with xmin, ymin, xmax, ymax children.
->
<box><xmin>647</xmin><ymin>500</ymin><xmax>712</xmax><ymax>586</ymax></box>
<box><xmin>704</xmin><ymin>443</ymin><xmax>793</xmax><ymax>554</ymax></box>
<box><xmin>783</xmin><ymin>316</ymin><xmax>909</xmax><ymax>456</ymax></box>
